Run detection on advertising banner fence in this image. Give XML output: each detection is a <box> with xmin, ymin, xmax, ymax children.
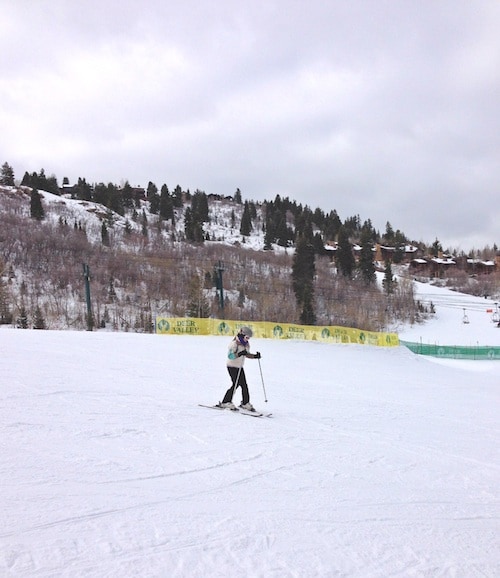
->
<box><xmin>155</xmin><ymin>317</ymin><xmax>400</xmax><ymax>347</ymax></box>
<box><xmin>400</xmin><ymin>341</ymin><xmax>500</xmax><ymax>360</ymax></box>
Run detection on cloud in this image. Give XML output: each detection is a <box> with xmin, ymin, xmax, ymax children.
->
<box><xmin>1</xmin><ymin>0</ymin><xmax>499</xmax><ymax>251</ymax></box>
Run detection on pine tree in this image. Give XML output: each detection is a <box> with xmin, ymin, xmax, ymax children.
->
<box><xmin>159</xmin><ymin>184</ymin><xmax>174</xmax><ymax>221</ymax></box>
<box><xmin>183</xmin><ymin>207</ymin><xmax>202</xmax><ymax>242</ymax></box>
<box><xmin>382</xmin><ymin>261</ymin><xmax>396</xmax><ymax>294</ymax></box>
<box><xmin>30</xmin><ymin>189</ymin><xmax>45</xmax><ymax>220</ymax></box>
<box><xmin>107</xmin><ymin>183</ymin><xmax>124</xmax><ymax>215</ymax></box>
<box><xmin>312</xmin><ymin>232</ymin><xmax>326</xmax><ymax>255</ymax></box>
<box><xmin>358</xmin><ymin>225</ymin><xmax>376</xmax><ymax>285</ymax></box>
<box><xmin>263</xmin><ymin>213</ymin><xmax>275</xmax><ymax>250</ymax></box>
<box><xmin>431</xmin><ymin>238</ymin><xmax>443</xmax><ymax>257</ymax></box>
<box><xmin>263</xmin><ymin>230</ymin><xmax>272</xmax><ymax>250</ymax></box>
<box><xmin>184</xmin><ymin>207</ymin><xmax>194</xmax><ymax>240</ymax></box>
<box><xmin>23</xmin><ymin>168</ymin><xmax>59</xmax><ymax>194</ymax></box>
<box><xmin>121</xmin><ymin>181</ymin><xmax>134</xmax><ymax>209</ymax></box>
<box><xmin>240</xmin><ymin>201</ymin><xmax>252</xmax><ymax>236</ymax></box>
<box><xmin>384</xmin><ymin>221</ymin><xmax>395</xmax><ymax>242</ymax></box>
<box><xmin>101</xmin><ymin>222</ymin><xmax>110</xmax><ymax>246</ymax></box>
<box><xmin>0</xmin><ymin>162</ymin><xmax>15</xmax><ymax>186</ymax></box>
<box><xmin>336</xmin><ymin>226</ymin><xmax>354</xmax><ymax>277</ymax></box>
<box><xmin>234</xmin><ymin>188</ymin><xmax>242</xmax><ymax>204</ymax></box>
<box><xmin>21</xmin><ymin>171</ymin><xmax>31</xmax><ymax>187</ymax></box>
<box><xmin>192</xmin><ymin>190</ymin><xmax>209</xmax><ymax>222</ymax></box>
<box><xmin>323</xmin><ymin>210</ymin><xmax>342</xmax><ymax>242</ymax></box>
<box><xmin>17</xmin><ymin>304</ymin><xmax>28</xmax><ymax>328</ymax></box>
<box><xmin>276</xmin><ymin>216</ymin><xmax>291</xmax><ymax>247</ymax></box>
<box><xmin>263</xmin><ymin>200</ymin><xmax>278</xmax><ymax>249</ymax></box>
<box><xmin>299</xmin><ymin>285</ymin><xmax>316</xmax><ymax>325</ymax></box>
<box><xmin>147</xmin><ymin>182</ymin><xmax>160</xmax><ymax>214</ymax></box>
<box><xmin>392</xmin><ymin>229</ymin><xmax>407</xmax><ymax>263</ymax></box>
<box><xmin>45</xmin><ymin>174</ymin><xmax>59</xmax><ymax>195</ymax></box>
<box><xmin>292</xmin><ymin>235</ymin><xmax>316</xmax><ymax>325</ymax></box>
<box><xmin>33</xmin><ymin>305</ymin><xmax>46</xmax><ymax>329</ymax></box>
<box><xmin>172</xmin><ymin>184</ymin><xmax>183</xmax><ymax>208</ymax></box>
<box><xmin>74</xmin><ymin>177</ymin><xmax>93</xmax><ymax>201</ymax></box>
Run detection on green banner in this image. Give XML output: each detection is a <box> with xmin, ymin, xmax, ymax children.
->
<box><xmin>400</xmin><ymin>341</ymin><xmax>500</xmax><ymax>360</ymax></box>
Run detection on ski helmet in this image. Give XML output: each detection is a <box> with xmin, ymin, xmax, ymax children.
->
<box><xmin>239</xmin><ymin>326</ymin><xmax>253</xmax><ymax>338</ymax></box>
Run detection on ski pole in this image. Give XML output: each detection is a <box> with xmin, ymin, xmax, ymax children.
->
<box><xmin>234</xmin><ymin>365</ymin><xmax>243</xmax><ymax>393</ymax></box>
<box><xmin>257</xmin><ymin>357</ymin><xmax>268</xmax><ymax>402</ymax></box>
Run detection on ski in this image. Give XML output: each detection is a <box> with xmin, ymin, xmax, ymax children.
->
<box><xmin>238</xmin><ymin>407</ymin><xmax>273</xmax><ymax>418</ymax></box>
<box><xmin>198</xmin><ymin>404</ymin><xmax>272</xmax><ymax>418</ymax></box>
<box><xmin>199</xmin><ymin>403</ymin><xmax>238</xmax><ymax>412</ymax></box>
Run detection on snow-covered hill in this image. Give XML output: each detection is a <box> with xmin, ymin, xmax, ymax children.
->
<box><xmin>39</xmin><ymin>188</ymin><xmax>268</xmax><ymax>250</ymax></box>
<box><xmin>1</xmin><ymin>285</ymin><xmax>499</xmax><ymax>577</ymax></box>
<box><xmin>2</xmin><ymin>184</ymin><xmax>499</xmax><ymax>337</ymax></box>
<box><xmin>398</xmin><ymin>280</ymin><xmax>500</xmax><ymax>346</ymax></box>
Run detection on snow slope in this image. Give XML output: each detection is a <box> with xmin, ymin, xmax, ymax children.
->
<box><xmin>1</xmin><ymin>289</ymin><xmax>499</xmax><ymax>577</ymax></box>
<box><xmin>398</xmin><ymin>280</ymin><xmax>500</xmax><ymax>346</ymax></box>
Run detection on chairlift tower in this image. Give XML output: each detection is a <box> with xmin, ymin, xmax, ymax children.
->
<box><xmin>214</xmin><ymin>260</ymin><xmax>225</xmax><ymax>313</ymax></box>
<box><xmin>82</xmin><ymin>263</ymin><xmax>93</xmax><ymax>331</ymax></box>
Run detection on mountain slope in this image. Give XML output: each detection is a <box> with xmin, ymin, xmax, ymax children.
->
<box><xmin>1</xmin><ymin>324</ymin><xmax>498</xmax><ymax>577</ymax></box>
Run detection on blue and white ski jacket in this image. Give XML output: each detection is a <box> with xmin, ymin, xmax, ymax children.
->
<box><xmin>226</xmin><ymin>337</ymin><xmax>250</xmax><ymax>368</ymax></box>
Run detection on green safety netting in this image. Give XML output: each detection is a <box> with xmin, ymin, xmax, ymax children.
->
<box><xmin>400</xmin><ymin>340</ymin><xmax>500</xmax><ymax>360</ymax></box>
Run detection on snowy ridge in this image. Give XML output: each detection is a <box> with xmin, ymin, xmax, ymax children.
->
<box><xmin>1</xmin><ymin>322</ymin><xmax>498</xmax><ymax>577</ymax></box>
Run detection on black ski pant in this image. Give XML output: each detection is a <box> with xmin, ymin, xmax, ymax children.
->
<box><xmin>222</xmin><ymin>366</ymin><xmax>250</xmax><ymax>405</ymax></box>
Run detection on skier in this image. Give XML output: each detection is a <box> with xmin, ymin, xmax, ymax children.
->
<box><xmin>218</xmin><ymin>326</ymin><xmax>261</xmax><ymax>411</ymax></box>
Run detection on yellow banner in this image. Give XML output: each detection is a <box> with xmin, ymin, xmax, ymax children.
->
<box><xmin>155</xmin><ymin>317</ymin><xmax>399</xmax><ymax>347</ymax></box>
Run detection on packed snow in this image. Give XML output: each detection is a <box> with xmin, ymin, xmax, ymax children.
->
<box><xmin>398</xmin><ymin>280</ymin><xmax>500</xmax><ymax>347</ymax></box>
<box><xmin>1</xmin><ymin>287</ymin><xmax>499</xmax><ymax>577</ymax></box>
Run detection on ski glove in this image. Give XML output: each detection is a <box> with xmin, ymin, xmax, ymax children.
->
<box><xmin>255</xmin><ymin>351</ymin><xmax>261</xmax><ymax>359</ymax></box>
<box><xmin>237</xmin><ymin>350</ymin><xmax>248</xmax><ymax>357</ymax></box>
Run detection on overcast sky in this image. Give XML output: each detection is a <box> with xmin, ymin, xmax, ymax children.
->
<box><xmin>1</xmin><ymin>0</ymin><xmax>499</xmax><ymax>251</ymax></box>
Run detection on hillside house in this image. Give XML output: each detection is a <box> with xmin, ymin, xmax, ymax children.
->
<box><xmin>465</xmin><ymin>259</ymin><xmax>496</xmax><ymax>275</ymax></box>
<box><xmin>409</xmin><ymin>256</ymin><xmax>457</xmax><ymax>278</ymax></box>
<box><xmin>429</xmin><ymin>257</ymin><xmax>457</xmax><ymax>277</ymax></box>
<box><xmin>373</xmin><ymin>243</ymin><xmax>421</xmax><ymax>263</ymax></box>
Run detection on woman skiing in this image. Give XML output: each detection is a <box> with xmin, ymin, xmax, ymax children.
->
<box><xmin>218</xmin><ymin>326</ymin><xmax>261</xmax><ymax>411</ymax></box>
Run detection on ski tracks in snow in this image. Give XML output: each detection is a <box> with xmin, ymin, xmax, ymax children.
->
<box><xmin>1</xmin><ymin>331</ymin><xmax>499</xmax><ymax>577</ymax></box>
